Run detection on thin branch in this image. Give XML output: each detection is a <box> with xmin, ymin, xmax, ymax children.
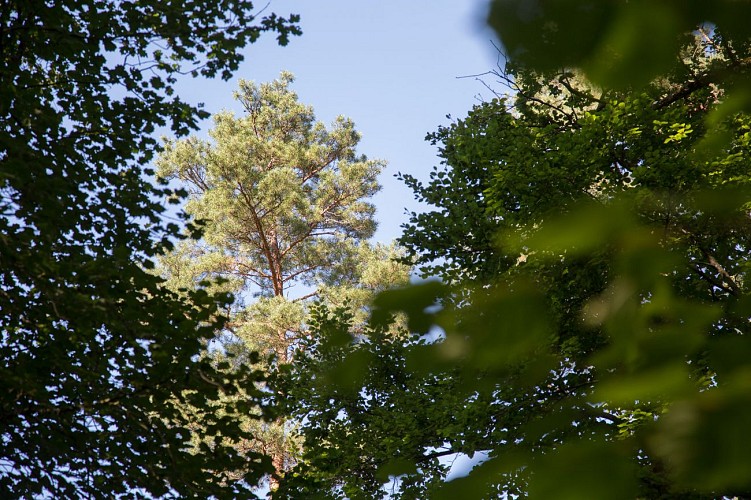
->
<box><xmin>700</xmin><ymin>246</ymin><xmax>739</xmax><ymax>294</ymax></box>
<box><xmin>692</xmin><ymin>264</ymin><xmax>732</xmax><ymax>297</ymax></box>
<box><xmin>558</xmin><ymin>71</ymin><xmax>604</xmax><ymax>108</ymax></box>
<box><xmin>291</xmin><ymin>290</ymin><xmax>319</xmax><ymax>303</ymax></box>
<box><xmin>652</xmin><ymin>56</ymin><xmax>751</xmax><ymax>110</ymax></box>
<box><xmin>282</xmin><ymin>264</ymin><xmax>319</xmax><ymax>282</ymax></box>
<box><xmin>236</xmin><ymin>182</ymin><xmax>283</xmax><ymax>295</ymax></box>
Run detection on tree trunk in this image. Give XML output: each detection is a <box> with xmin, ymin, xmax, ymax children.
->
<box><xmin>268</xmin><ymin>451</ymin><xmax>285</xmax><ymax>493</ymax></box>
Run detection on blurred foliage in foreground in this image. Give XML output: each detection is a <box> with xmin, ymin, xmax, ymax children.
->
<box><xmin>276</xmin><ymin>8</ymin><xmax>751</xmax><ymax>499</ymax></box>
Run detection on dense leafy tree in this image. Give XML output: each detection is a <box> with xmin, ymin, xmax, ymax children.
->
<box><xmin>156</xmin><ymin>74</ymin><xmax>410</xmax><ymax>488</ymax></box>
<box><xmin>0</xmin><ymin>1</ymin><xmax>299</xmax><ymax>496</ymax></box>
<box><xmin>280</xmin><ymin>24</ymin><xmax>751</xmax><ymax>499</ymax></box>
<box><xmin>278</xmin><ymin>287</ymin><xmax>476</xmax><ymax>499</ymax></box>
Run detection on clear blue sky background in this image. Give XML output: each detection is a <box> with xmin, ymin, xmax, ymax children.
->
<box><xmin>175</xmin><ymin>0</ymin><xmax>501</xmax><ymax>243</ymax></box>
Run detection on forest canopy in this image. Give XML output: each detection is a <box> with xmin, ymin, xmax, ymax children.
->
<box><xmin>4</xmin><ymin>1</ymin><xmax>751</xmax><ymax>499</ymax></box>
<box><xmin>277</xmin><ymin>5</ymin><xmax>751</xmax><ymax>499</ymax></box>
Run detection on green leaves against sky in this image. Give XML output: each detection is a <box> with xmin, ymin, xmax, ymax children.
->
<box><xmin>6</xmin><ymin>1</ymin><xmax>751</xmax><ymax>499</ymax></box>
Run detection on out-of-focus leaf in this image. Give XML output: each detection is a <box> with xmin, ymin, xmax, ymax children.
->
<box><xmin>651</xmin><ymin>377</ymin><xmax>751</xmax><ymax>492</ymax></box>
<box><xmin>317</xmin><ymin>349</ymin><xmax>374</xmax><ymax>394</ymax></box>
<box><xmin>375</xmin><ymin>458</ymin><xmax>419</xmax><ymax>483</ymax></box>
<box><xmin>527</xmin><ymin>440</ymin><xmax>639</xmax><ymax>499</ymax></box>
<box><xmin>504</xmin><ymin>199</ymin><xmax>636</xmax><ymax>257</ymax></box>
<box><xmin>370</xmin><ymin>280</ymin><xmax>447</xmax><ymax>333</ymax></box>
<box><xmin>592</xmin><ymin>364</ymin><xmax>694</xmax><ymax>407</ymax></box>
<box><xmin>488</xmin><ymin>0</ymin><xmax>751</xmax><ymax>92</ymax></box>
<box><xmin>435</xmin><ymin>451</ymin><xmax>528</xmax><ymax>500</ymax></box>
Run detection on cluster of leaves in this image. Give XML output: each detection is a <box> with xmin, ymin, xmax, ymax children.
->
<box><xmin>276</xmin><ymin>299</ymin><xmax>459</xmax><ymax>499</ymax></box>
<box><xmin>279</xmin><ymin>12</ymin><xmax>751</xmax><ymax>499</ymax></box>
<box><xmin>0</xmin><ymin>0</ymin><xmax>299</xmax><ymax>496</ymax></box>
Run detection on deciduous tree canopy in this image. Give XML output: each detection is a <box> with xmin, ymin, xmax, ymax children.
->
<box><xmin>0</xmin><ymin>1</ymin><xmax>299</xmax><ymax>496</ymax></box>
<box><xmin>279</xmin><ymin>19</ymin><xmax>751</xmax><ymax>499</ymax></box>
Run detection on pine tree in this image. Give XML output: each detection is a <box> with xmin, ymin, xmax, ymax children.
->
<box><xmin>156</xmin><ymin>72</ymin><xmax>411</xmax><ymax>487</ymax></box>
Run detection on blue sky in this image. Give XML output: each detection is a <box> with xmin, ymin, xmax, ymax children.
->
<box><xmin>175</xmin><ymin>0</ymin><xmax>501</xmax><ymax>243</ymax></box>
